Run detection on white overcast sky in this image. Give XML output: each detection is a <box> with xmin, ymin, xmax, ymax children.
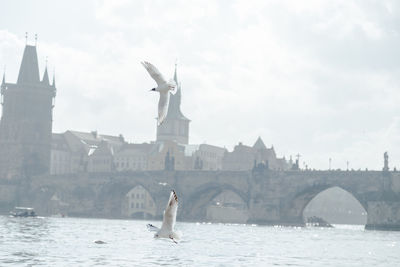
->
<box><xmin>1</xmin><ymin>0</ymin><xmax>399</xmax><ymax>170</ymax></box>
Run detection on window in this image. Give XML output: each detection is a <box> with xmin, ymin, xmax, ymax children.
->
<box><xmin>141</xmin><ymin>203</ymin><xmax>144</xmax><ymax>209</ymax></box>
<box><xmin>136</xmin><ymin>203</ymin><xmax>139</xmax><ymax>208</ymax></box>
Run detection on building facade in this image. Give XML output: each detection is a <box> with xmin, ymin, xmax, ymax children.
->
<box><xmin>190</xmin><ymin>144</ymin><xmax>227</xmax><ymax>170</ymax></box>
<box><xmin>114</xmin><ymin>143</ymin><xmax>154</xmax><ymax>171</ymax></box>
<box><xmin>222</xmin><ymin>137</ymin><xmax>291</xmax><ymax>171</ymax></box>
<box><xmin>122</xmin><ymin>185</ymin><xmax>157</xmax><ymax>219</ymax></box>
<box><xmin>50</xmin><ymin>133</ymin><xmax>71</xmax><ymax>175</ymax></box>
<box><xmin>50</xmin><ymin>130</ymin><xmax>126</xmax><ymax>174</ymax></box>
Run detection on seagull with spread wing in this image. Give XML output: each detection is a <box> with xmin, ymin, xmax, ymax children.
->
<box><xmin>141</xmin><ymin>61</ymin><xmax>176</xmax><ymax>125</ymax></box>
<box><xmin>147</xmin><ymin>190</ymin><xmax>180</xmax><ymax>243</ymax></box>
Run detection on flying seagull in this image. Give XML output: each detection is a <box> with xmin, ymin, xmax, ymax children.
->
<box><xmin>147</xmin><ymin>190</ymin><xmax>180</xmax><ymax>243</ymax></box>
<box><xmin>141</xmin><ymin>61</ymin><xmax>176</xmax><ymax>125</ymax></box>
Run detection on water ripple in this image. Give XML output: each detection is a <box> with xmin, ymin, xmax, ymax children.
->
<box><xmin>0</xmin><ymin>216</ymin><xmax>400</xmax><ymax>266</ymax></box>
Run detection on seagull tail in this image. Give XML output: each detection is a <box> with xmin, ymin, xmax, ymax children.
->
<box><xmin>147</xmin><ymin>224</ymin><xmax>160</xmax><ymax>232</ymax></box>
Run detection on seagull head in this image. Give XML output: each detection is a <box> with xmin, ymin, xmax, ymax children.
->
<box><xmin>150</xmin><ymin>88</ymin><xmax>156</xmax><ymax>91</ymax></box>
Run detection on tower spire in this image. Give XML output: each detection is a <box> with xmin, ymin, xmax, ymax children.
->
<box><xmin>17</xmin><ymin>45</ymin><xmax>40</xmax><ymax>84</ymax></box>
<box><xmin>42</xmin><ymin>56</ymin><xmax>49</xmax><ymax>85</ymax></box>
<box><xmin>174</xmin><ymin>59</ymin><xmax>178</xmax><ymax>84</ymax></box>
<box><xmin>42</xmin><ymin>67</ymin><xmax>49</xmax><ymax>85</ymax></box>
<box><xmin>52</xmin><ymin>68</ymin><xmax>56</xmax><ymax>88</ymax></box>
<box><xmin>1</xmin><ymin>66</ymin><xmax>5</xmax><ymax>86</ymax></box>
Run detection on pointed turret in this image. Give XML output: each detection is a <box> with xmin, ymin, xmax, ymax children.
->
<box><xmin>165</xmin><ymin>63</ymin><xmax>189</xmax><ymax>121</ymax></box>
<box><xmin>42</xmin><ymin>67</ymin><xmax>49</xmax><ymax>85</ymax></box>
<box><xmin>174</xmin><ymin>62</ymin><xmax>178</xmax><ymax>84</ymax></box>
<box><xmin>171</xmin><ymin>62</ymin><xmax>181</xmax><ymax>108</ymax></box>
<box><xmin>253</xmin><ymin>137</ymin><xmax>267</xmax><ymax>150</ymax></box>
<box><xmin>17</xmin><ymin>45</ymin><xmax>40</xmax><ymax>84</ymax></box>
<box><xmin>1</xmin><ymin>71</ymin><xmax>5</xmax><ymax>86</ymax></box>
<box><xmin>52</xmin><ymin>73</ymin><xmax>56</xmax><ymax>88</ymax></box>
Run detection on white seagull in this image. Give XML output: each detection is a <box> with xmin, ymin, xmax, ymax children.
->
<box><xmin>147</xmin><ymin>190</ymin><xmax>180</xmax><ymax>243</ymax></box>
<box><xmin>141</xmin><ymin>61</ymin><xmax>177</xmax><ymax>125</ymax></box>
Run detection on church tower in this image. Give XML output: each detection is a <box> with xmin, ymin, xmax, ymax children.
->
<box><xmin>0</xmin><ymin>44</ymin><xmax>56</xmax><ymax>178</ymax></box>
<box><xmin>156</xmin><ymin>63</ymin><xmax>190</xmax><ymax>144</ymax></box>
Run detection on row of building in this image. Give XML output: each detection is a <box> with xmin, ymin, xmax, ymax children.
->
<box><xmin>0</xmin><ymin>43</ymin><xmax>292</xmax><ymax>179</ymax></box>
<box><xmin>50</xmin><ymin>130</ymin><xmax>291</xmax><ymax>174</ymax></box>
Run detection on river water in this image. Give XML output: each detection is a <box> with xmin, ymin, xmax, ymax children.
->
<box><xmin>0</xmin><ymin>216</ymin><xmax>399</xmax><ymax>266</ymax></box>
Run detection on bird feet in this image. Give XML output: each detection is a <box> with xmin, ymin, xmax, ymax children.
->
<box><xmin>169</xmin><ymin>235</ymin><xmax>178</xmax><ymax>244</ymax></box>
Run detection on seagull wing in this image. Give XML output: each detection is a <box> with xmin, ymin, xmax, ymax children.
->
<box><xmin>158</xmin><ymin>91</ymin><xmax>170</xmax><ymax>125</ymax></box>
<box><xmin>160</xmin><ymin>190</ymin><xmax>178</xmax><ymax>232</ymax></box>
<box><xmin>141</xmin><ymin>61</ymin><xmax>167</xmax><ymax>86</ymax></box>
<box><xmin>168</xmin><ymin>80</ymin><xmax>178</xmax><ymax>95</ymax></box>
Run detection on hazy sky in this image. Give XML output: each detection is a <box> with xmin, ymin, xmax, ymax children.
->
<box><xmin>1</xmin><ymin>0</ymin><xmax>399</xmax><ymax>170</ymax></box>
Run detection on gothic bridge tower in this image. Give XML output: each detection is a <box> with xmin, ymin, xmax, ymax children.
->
<box><xmin>156</xmin><ymin>63</ymin><xmax>190</xmax><ymax>144</ymax></box>
<box><xmin>0</xmin><ymin>44</ymin><xmax>56</xmax><ymax>178</ymax></box>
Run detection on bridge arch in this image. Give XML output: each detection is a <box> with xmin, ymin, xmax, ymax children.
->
<box><xmin>184</xmin><ymin>183</ymin><xmax>249</xmax><ymax>222</ymax></box>
<box><xmin>206</xmin><ymin>190</ymin><xmax>250</xmax><ymax>223</ymax></box>
<box><xmin>283</xmin><ymin>184</ymin><xmax>368</xmax><ymax>225</ymax></box>
<box><xmin>122</xmin><ymin>184</ymin><xmax>157</xmax><ymax>219</ymax></box>
<box><xmin>303</xmin><ymin>186</ymin><xmax>367</xmax><ymax>225</ymax></box>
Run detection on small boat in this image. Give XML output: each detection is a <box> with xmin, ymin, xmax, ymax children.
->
<box><xmin>306</xmin><ymin>216</ymin><xmax>333</xmax><ymax>228</ymax></box>
<box><xmin>50</xmin><ymin>213</ymin><xmax>66</xmax><ymax>218</ymax></box>
<box><xmin>9</xmin><ymin>207</ymin><xmax>37</xmax><ymax>217</ymax></box>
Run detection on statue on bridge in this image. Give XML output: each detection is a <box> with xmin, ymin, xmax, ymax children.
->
<box><xmin>252</xmin><ymin>160</ymin><xmax>269</xmax><ymax>173</ymax></box>
<box><xmin>164</xmin><ymin>151</ymin><xmax>175</xmax><ymax>171</ymax></box>
<box><xmin>383</xmin><ymin>151</ymin><xmax>389</xmax><ymax>172</ymax></box>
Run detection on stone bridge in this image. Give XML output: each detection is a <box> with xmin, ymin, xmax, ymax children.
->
<box><xmin>1</xmin><ymin>170</ymin><xmax>400</xmax><ymax>230</ymax></box>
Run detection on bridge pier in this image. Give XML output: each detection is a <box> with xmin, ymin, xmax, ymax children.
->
<box><xmin>365</xmin><ymin>201</ymin><xmax>400</xmax><ymax>231</ymax></box>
